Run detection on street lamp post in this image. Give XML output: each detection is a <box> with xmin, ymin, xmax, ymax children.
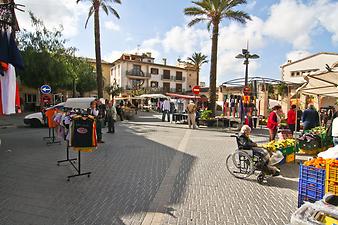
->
<box><xmin>235</xmin><ymin>49</ymin><xmax>259</xmax><ymax>86</ymax></box>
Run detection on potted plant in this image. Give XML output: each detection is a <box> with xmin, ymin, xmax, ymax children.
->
<box><xmin>199</xmin><ymin>110</ymin><xmax>216</xmax><ymax>127</ymax></box>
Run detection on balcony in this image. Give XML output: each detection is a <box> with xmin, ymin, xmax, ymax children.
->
<box><xmin>161</xmin><ymin>75</ymin><xmax>172</xmax><ymax>80</ymax></box>
<box><xmin>126</xmin><ymin>69</ymin><xmax>151</xmax><ymax>79</ymax></box>
<box><xmin>174</xmin><ymin>77</ymin><xmax>186</xmax><ymax>82</ymax></box>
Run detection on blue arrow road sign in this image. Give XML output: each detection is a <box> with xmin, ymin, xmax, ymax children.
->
<box><xmin>40</xmin><ymin>85</ymin><xmax>52</xmax><ymax>94</ymax></box>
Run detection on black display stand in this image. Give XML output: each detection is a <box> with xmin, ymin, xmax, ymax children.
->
<box><xmin>57</xmin><ymin>141</ymin><xmax>91</xmax><ymax>181</ymax></box>
<box><xmin>66</xmin><ymin>150</ymin><xmax>91</xmax><ymax>181</ymax></box>
<box><xmin>46</xmin><ymin>128</ymin><xmax>61</xmax><ymax>145</ymax></box>
<box><xmin>57</xmin><ymin>141</ymin><xmax>77</xmax><ymax>166</ymax></box>
<box><xmin>43</xmin><ymin>128</ymin><xmax>52</xmax><ymax>140</ymax></box>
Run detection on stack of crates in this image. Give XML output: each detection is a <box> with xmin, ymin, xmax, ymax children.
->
<box><xmin>298</xmin><ymin>164</ymin><xmax>326</xmax><ymax>207</ymax></box>
<box><xmin>326</xmin><ymin>163</ymin><xmax>338</xmax><ymax>195</ymax></box>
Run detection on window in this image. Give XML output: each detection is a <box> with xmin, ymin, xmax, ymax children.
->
<box><xmin>163</xmin><ymin>82</ymin><xmax>170</xmax><ymax>92</ymax></box>
<box><xmin>176</xmin><ymin>83</ymin><xmax>182</xmax><ymax>92</ymax></box>
<box><xmin>131</xmin><ymin>56</ymin><xmax>135</xmax><ymax>60</ymax></box>
<box><xmin>151</xmin><ymin>81</ymin><xmax>158</xmax><ymax>88</ymax></box>
<box><xmin>151</xmin><ymin>68</ymin><xmax>159</xmax><ymax>74</ymax></box>
<box><xmin>25</xmin><ymin>94</ymin><xmax>37</xmax><ymax>103</ymax></box>
<box><xmin>133</xmin><ymin>64</ymin><xmax>141</xmax><ymax>70</ymax></box>
<box><xmin>291</xmin><ymin>72</ymin><xmax>295</xmax><ymax>77</ymax></box>
<box><xmin>176</xmin><ymin>71</ymin><xmax>183</xmax><ymax>80</ymax></box>
<box><xmin>125</xmin><ymin>56</ymin><xmax>130</xmax><ymax>60</ymax></box>
<box><xmin>163</xmin><ymin>70</ymin><xmax>170</xmax><ymax>79</ymax></box>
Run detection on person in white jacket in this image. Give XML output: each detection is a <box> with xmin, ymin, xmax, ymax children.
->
<box><xmin>331</xmin><ymin>111</ymin><xmax>338</xmax><ymax>146</ymax></box>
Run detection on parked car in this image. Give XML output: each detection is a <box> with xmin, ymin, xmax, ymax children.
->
<box><xmin>24</xmin><ymin>102</ymin><xmax>65</xmax><ymax>127</ymax></box>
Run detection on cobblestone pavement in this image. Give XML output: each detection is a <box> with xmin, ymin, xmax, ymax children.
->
<box><xmin>0</xmin><ymin>112</ymin><xmax>298</xmax><ymax>225</ymax></box>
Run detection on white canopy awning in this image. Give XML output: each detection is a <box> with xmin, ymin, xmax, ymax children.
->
<box><xmin>298</xmin><ymin>71</ymin><xmax>338</xmax><ymax>98</ymax></box>
<box><xmin>139</xmin><ymin>94</ymin><xmax>169</xmax><ymax>99</ymax></box>
<box><xmin>64</xmin><ymin>97</ymin><xmax>95</xmax><ymax>109</ymax></box>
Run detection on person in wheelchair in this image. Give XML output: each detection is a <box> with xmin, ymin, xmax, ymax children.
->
<box><xmin>238</xmin><ymin>125</ymin><xmax>280</xmax><ymax>176</ymax></box>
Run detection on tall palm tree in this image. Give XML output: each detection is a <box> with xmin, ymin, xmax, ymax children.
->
<box><xmin>77</xmin><ymin>0</ymin><xmax>121</xmax><ymax>98</ymax></box>
<box><xmin>184</xmin><ymin>0</ymin><xmax>250</xmax><ymax>116</ymax></box>
<box><xmin>187</xmin><ymin>52</ymin><xmax>208</xmax><ymax>86</ymax></box>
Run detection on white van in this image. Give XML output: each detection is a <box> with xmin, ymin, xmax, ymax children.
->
<box><xmin>23</xmin><ymin>97</ymin><xmax>95</xmax><ymax>127</ymax></box>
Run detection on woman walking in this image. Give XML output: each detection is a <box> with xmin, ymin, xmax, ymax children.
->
<box><xmin>106</xmin><ymin>101</ymin><xmax>117</xmax><ymax>133</ymax></box>
<box><xmin>267</xmin><ymin>105</ymin><xmax>282</xmax><ymax>141</ymax></box>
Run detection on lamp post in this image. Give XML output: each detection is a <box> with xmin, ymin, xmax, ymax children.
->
<box><xmin>235</xmin><ymin>49</ymin><xmax>259</xmax><ymax>86</ymax></box>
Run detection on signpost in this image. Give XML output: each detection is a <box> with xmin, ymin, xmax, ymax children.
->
<box><xmin>192</xmin><ymin>85</ymin><xmax>200</xmax><ymax>95</ymax></box>
<box><xmin>40</xmin><ymin>84</ymin><xmax>52</xmax><ymax>94</ymax></box>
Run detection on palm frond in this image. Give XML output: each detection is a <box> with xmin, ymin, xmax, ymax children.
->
<box><xmin>184</xmin><ymin>7</ymin><xmax>206</xmax><ymax>16</ymax></box>
<box><xmin>207</xmin><ymin>20</ymin><xmax>212</xmax><ymax>31</ymax></box>
<box><xmin>85</xmin><ymin>5</ymin><xmax>94</xmax><ymax>28</ymax></box>
<box><xmin>187</xmin><ymin>18</ymin><xmax>207</xmax><ymax>27</ymax></box>
<box><xmin>101</xmin><ymin>2</ymin><xmax>109</xmax><ymax>15</ymax></box>
<box><xmin>228</xmin><ymin>0</ymin><xmax>247</xmax><ymax>8</ymax></box>
<box><xmin>107</xmin><ymin>6</ymin><xmax>120</xmax><ymax>19</ymax></box>
<box><xmin>222</xmin><ymin>10</ymin><xmax>251</xmax><ymax>23</ymax></box>
<box><xmin>192</xmin><ymin>0</ymin><xmax>212</xmax><ymax>11</ymax></box>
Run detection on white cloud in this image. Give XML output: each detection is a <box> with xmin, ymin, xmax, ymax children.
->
<box><xmin>317</xmin><ymin>0</ymin><xmax>338</xmax><ymax>43</ymax></box>
<box><xmin>104</xmin><ymin>21</ymin><xmax>120</xmax><ymax>31</ymax></box>
<box><xmin>285</xmin><ymin>50</ymin><xmax>312</xmax><ymax>63</ymax></box>
<box><xmin>263</xmin><ymin>0</ymin><xmax>317</xmax><ymax>49</ymax></box>
<box><xmin>16</xmin><ymin>0</ymin><xmax>88</xmax><ymax>38</ymax></box>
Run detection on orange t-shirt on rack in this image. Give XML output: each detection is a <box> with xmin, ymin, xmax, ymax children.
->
<box><xmin>45</xmin><ymin>109</ymin><xmax>57</xmax><ymax>128</ymax></box>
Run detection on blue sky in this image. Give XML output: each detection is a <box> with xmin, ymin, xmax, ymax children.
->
<box><xmin>17</xmin><ymin>0</ymin><xmax>338</xmax><ymax>85</ymax></box>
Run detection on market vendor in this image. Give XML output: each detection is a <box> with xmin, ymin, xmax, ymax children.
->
<box><xmin>331</xmin><ymin>111</ymin><xmax>338</xmax><ymax>146</ymax></box>
<box><xmin>238</xmin><ymin>125</ymin><xmax>280</xmax><ymax>176</ymax></box>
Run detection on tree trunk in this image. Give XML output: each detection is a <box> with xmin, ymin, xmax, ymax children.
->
<box><xmin>94</xmin><ymin>1</ymin><xmax>103</xmax><ymax>98</ymax></box>
<box><xmin>196</xmin><ymin>67</ymin><xmax>199</xmax><ymax>86</ymax></box>
<box><xmin>209</xmin><ymin>22</ymin><xmax>219</xmax><ymax>116</ymax></box>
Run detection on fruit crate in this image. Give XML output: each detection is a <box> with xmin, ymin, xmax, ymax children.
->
<box><xmin>298</xmin><ymin>164</ymin><xmax>326</xmax><ymax>207</ymax></box>
<box><xmin>285</xmin><ymin>153</ymin><xmax>295</xmax><ymax>163</ymax></box>
<box><xmin>298</xmin><ymin>194</ymin><xmax>320</xmax><ymax>208</ymax></box>
<box><xmin>279</xmin><ymin>146</ymin><xmax>295</xmax><ymax>155</ymax></box>
<box><xmin>299</xmin><ymin>164</ymin><xmax>326</xmax><ymax>184</ymax></box>
<box><xmin>326</xmin><ymin>163</ymin><xmax>338</xmax><ymax>182</ymax></box>
<box><xmin>326</xmin><ymin>181</ymin><xmax>338</xmax><ymax>195</ymax></box>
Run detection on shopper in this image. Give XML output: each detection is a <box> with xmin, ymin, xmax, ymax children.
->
<box><xmin>95</xmin><ymin>99</ymin><xmax>105</xmax><ymax>143</ymax></box>
<box><xmin>238</xmin><ymin>125</ymin><xmax>280</xmax><ymax>176</ymax></box>
<box><xmin>267</xmin><ymin>105</ymin><xmax>282</xmax><ymax>141</ymax></box>
<box><xmin>116</xmin><ymin>101</ymin><xmax>124</xmax><ymax>121</ymax></box>
<box><xmin>331</xmin><ymin>112</ymin><xmax>338</xmax><ymax>146</ymax></box>
<box><xmin>251</xmin><ymin>107</ymin><xmax>258</xmax><ymax>129</ymax></box>
<box><xmin>287</xmin><ymin>105</ymin><xmax>297</xmax><ymax>133</ymax></box>
<box><xmin>302</xmin><ymin>103</ymin><xmax>320</xmax><ymax>131</ymax></box>
<box><xmin>186</xmin><ymin>100</ymin><xmax>197</xmax><ymax>129</ymax></box>
<box><xmin>162</xmin><ymin>99</ymin><xmax>170</xmax><ymax>122</ymax></box>
<box><xmin>88</xmin><ymin>100</ymin><xmax>104</xmax><ymax>143</ymax></box>
<box><xmin>106</xmin><ymin>101</ymin><xmax>117</xmax><ymax>133</ymax></box>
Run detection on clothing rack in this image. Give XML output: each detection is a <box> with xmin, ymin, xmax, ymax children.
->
<box><xmin>43</xmin><ymin>128</ymin><xmax>52</xmax><ymax>140</ymax></box>
<box><xmin>57</xmin><ymin>141</ymin><xmax>77</xmax><ymax>166</ymax></box>
<box><xmin>66</xmin><ymin>149</ymin><xmax>91</xmax><ymax>181</ymax></box>
<box><xmin>46</xmin><ymin>127</ymin><xmax>61</xmax><ymax>145</ymax></box>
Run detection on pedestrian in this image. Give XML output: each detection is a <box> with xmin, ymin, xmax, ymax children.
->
<box><xmin>116</xmin><ymin>101</ymin><xmax>124</xmax><ymax>121</ymax></box>
<box><xmin>88</xmin><ymin>100</ymin><xmax>103</xmax><ymax>143</ymax></box>
<box><xmin>287</xmin><ymin>105</ymin><xmax>297</xmax><ymax>133</ymax></box>
<box><xmin>267</xmin><ymin>105</ymin><xmax>282</xmax><ymax>141</ymax></box>
<box><xmin>106</xmin><ymin>101</ymin><xmax>117</xmax><ymax>133</ymax></box>
<box><xmin>302</xmin><ymin>103</ymin><xmax>320</xmax><ymax>131</ymax></box>
<box><xmin>134</xmin><ymin>100</ymin><xmax>139</xmax><ymax>115</ymax></box>
<box><xmin>330</xmin><ymin>112</ymin><xmax>338</xmax><ymax>146</ymax></box>
<box><xmin>186</xmin><ymin>100</ymin><xmax>197</xmax><ymax>129</ymax></box>
<box><xmin>95</xmin><ymin>99</ymin><xmax>105</xmax><ymax>143</ymax></box>
<box><xmin>162</xmin><ymin>99</ymin><xmax>170</xmax><ymax>122</ymax></box>
<box><xmin>251</xmin><ymin>107</ymin><xmax>258</xmax><ymax>129</ymax></box>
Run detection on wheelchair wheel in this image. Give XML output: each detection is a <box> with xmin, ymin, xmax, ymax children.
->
<box><xmin>226</xmin><ymin>150</ymin><xmax>253</xmax><ymax>179</ymax></box>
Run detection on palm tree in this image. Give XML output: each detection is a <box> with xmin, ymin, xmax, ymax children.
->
<box><xmin>76</xmin><ymin>0</ymin><xmax>121</xmax><ymax>98</ymax></box>
<box><xmin>184</xmin><ymin>0</ymin><xmax>250</xmax><ymax>116</ymax></box>
<box><xmin>187</xmin><ymin>52</ymin><xmax>208</xmax><ymax>86</ymax></box>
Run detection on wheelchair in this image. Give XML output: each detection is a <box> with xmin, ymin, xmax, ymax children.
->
<box><xmin>226</xmin><ymin>135</ymin><xmax>270</xmax><ymax>184</ymax></box>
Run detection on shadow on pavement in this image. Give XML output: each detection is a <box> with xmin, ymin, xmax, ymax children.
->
<box><xmin>0</xmin><ymin>120</ymin><xmax>196</xmax><ymax>225</ymax></box>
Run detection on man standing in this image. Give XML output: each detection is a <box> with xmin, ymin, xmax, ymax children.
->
<box><xmin>162</xmin><ymin>99</ymin><xmax>170</xmax><ymax>122</ymax></box>
<box><xmin>302</xmin><ymin>103</ymin><xmax>320</xmax><ymax>131</ymax></box>
<box><xmin>187</xmin><ymin>100</ymin><xmax>197</xmax><ymax>129</ymax></box>
<box><xmin>106</xmin><ymin>101</ymin><xmax>117</xmax><ymax>133</ymax></box>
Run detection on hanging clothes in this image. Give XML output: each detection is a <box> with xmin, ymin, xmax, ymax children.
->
<box><xmin>45</xmin><ymin>108</ymin><xmax>57</xmax><ymax>128</ymax></box>
<box><xmin>0</xmin><ymin>64</ymin><xmax>16</xmax><ymax>114</ymax></box>
<box><xmin>70</xmin><ymin>115</ymin><xmax>97</xmax><ymax>151</ymax></box>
